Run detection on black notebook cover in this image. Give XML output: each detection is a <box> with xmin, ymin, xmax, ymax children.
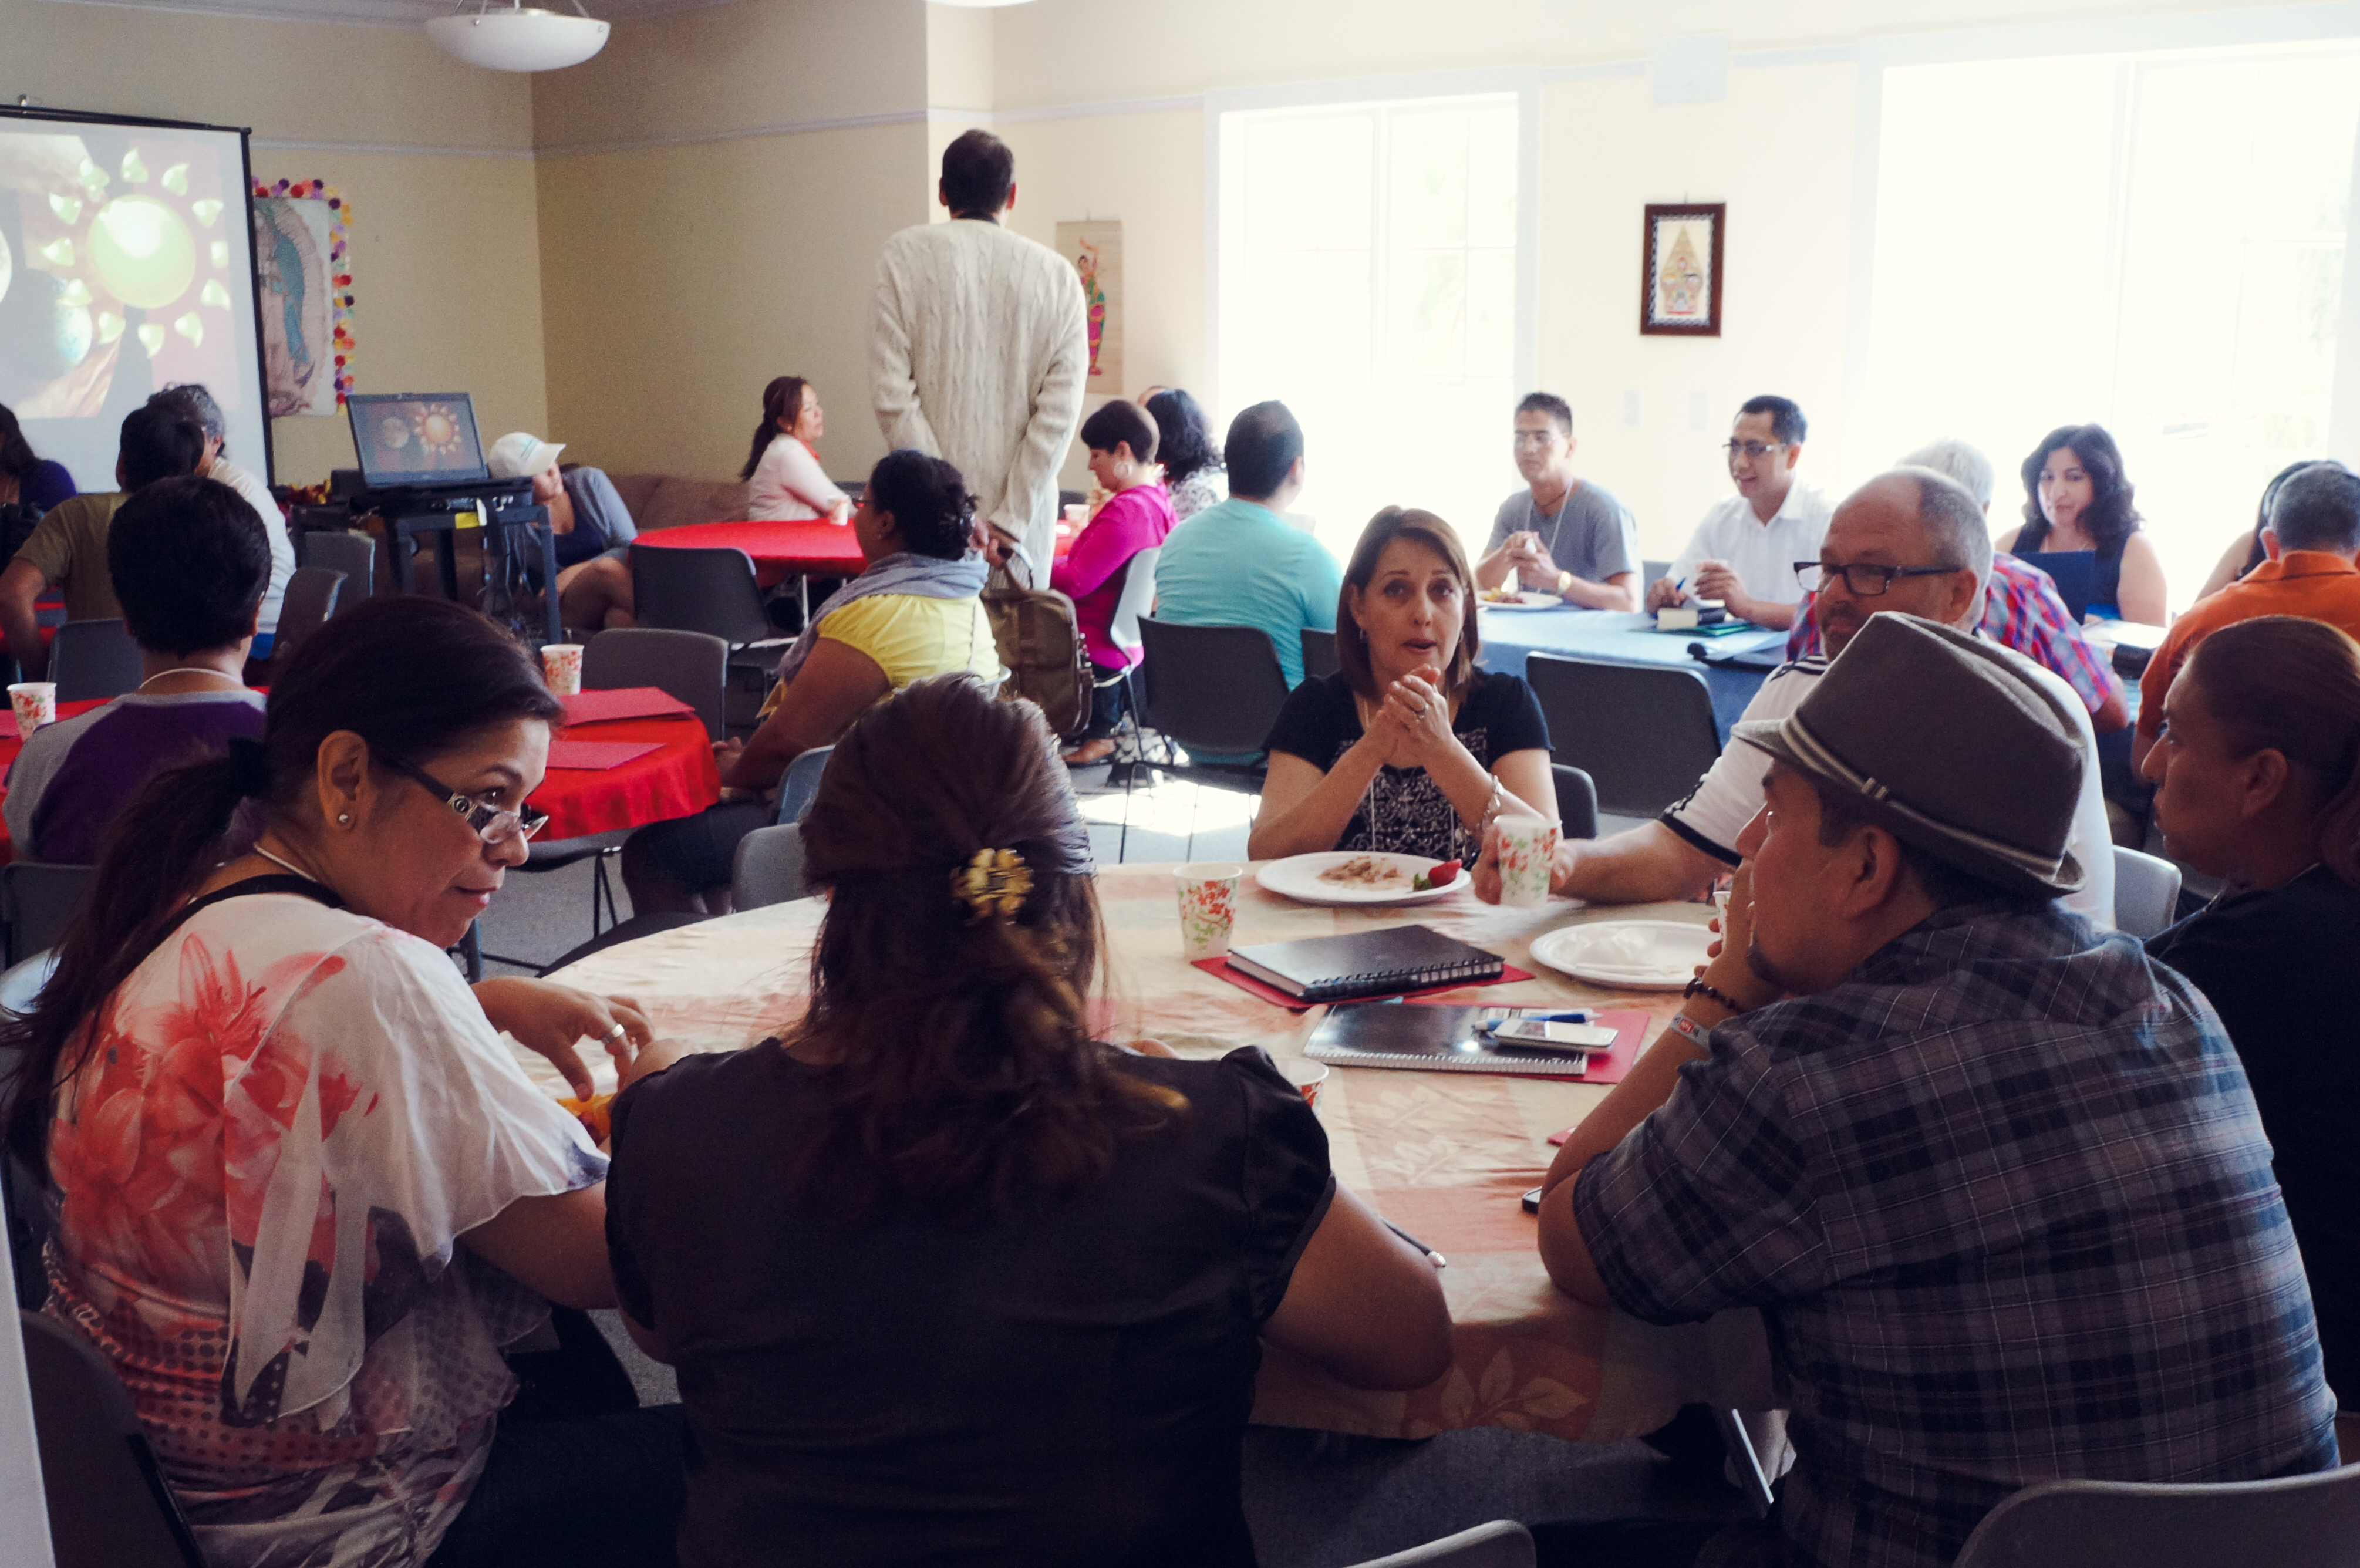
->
<box><xmin>1223</xmin><ymin>924</ymin><xmax>1505</xmax><ymax>1003</ymax></box>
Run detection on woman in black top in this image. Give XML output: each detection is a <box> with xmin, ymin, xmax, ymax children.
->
<box><xmin>604</xmin><ymin>675</ymin><xmax>1451</xmax><ymax>1568</ymax></box>
<box><xmin>2140</xmin><ymin>615</ymin><xmax>2360</xmax><ymax>1442</ymax></box>
<box><xmin>1995</xmin><ymin>423</ymin><xmax>2167</xmax><ymax>624</ymax></box>
<box><xmin>1252</xmin><ymin>507</ymin><xmax>1554</xmax><ymax>862</ymax></box>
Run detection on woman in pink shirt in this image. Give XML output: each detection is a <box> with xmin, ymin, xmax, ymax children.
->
<box><xmin>1051</xmin><ymin>401</ymin><xmax>1174</xmax><ymax>766</ymax></box>
<box><xmin>741</xmin><ymin>376</ymin><xmax>852</xmax><ymax>522</ymax></box>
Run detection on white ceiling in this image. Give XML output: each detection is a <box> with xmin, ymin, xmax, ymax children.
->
<box><xmin>43</xmin><ymin>0</ymin><xmax>728</xmax><ymax>25</ymax></box>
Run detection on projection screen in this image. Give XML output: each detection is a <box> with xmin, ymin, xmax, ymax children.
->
<box><xmin>0</xmin><ymin>107</ymin><xmax>271</xmax><ymax>489</ymax></box>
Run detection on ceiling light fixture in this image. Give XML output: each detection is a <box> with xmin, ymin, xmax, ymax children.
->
<box><xmin>426</xmin><ymin>0</ymin><xmax>611</xmax><ymax>72</ymax></box>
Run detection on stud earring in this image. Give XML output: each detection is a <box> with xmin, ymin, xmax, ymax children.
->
<box><xmin>338</xmin><ymin>813</ymin><xmax>352</xmax><ymax>826</ymax></box>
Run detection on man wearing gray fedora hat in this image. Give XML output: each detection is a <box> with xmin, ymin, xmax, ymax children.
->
<box><xmin>1525</xmin><ymin>613</ymin><xmax>2334</xmax><ymax>1568</ymax></box>
<box><xmin>1474</xmin><ymin>468</ymin><xmax>2116</xmax><ymax>926</ymax></box>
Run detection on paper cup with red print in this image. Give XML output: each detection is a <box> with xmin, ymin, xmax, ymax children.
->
<box><xmin>8</xmin><ymin>682</ymin><xmax>56</xmax><ymax>737</ymax></box>
<box><xmin>1494</xmin><ymin>815</ymin><xmax>1560</xmax><ymax>908</ymax></box>
<box><xmin>540</xmin><ymin>643</ymin><xmax>583</xmax><ymax>696</ymax></box>
<box><xmin>1282</xmin><ymin>1058</ymin><xmax>1330</xmax><ymax>1110</ymax></box>
<box><xmin>1175</xmin><ymin>862</ymin><xmax>1243</xmax><ymax>960</ymax></box>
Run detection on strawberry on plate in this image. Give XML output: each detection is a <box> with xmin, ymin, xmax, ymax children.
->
<box><xmin>1412</xmin><ymin>859</ymin><xmax>1462</xmax><ymax>892</ymax></box>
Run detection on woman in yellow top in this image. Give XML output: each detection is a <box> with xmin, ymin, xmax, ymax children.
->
<box><xmin>621</xmin><ymin>450</ymin><xmax>1002</xmax><ymax>913</ymax></box>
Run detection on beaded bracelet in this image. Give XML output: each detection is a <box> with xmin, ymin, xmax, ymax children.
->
<box><xmin>1682</xmin><ymin>976</ymin><xmax>1750</xmax><ymax>1014</ymax></box>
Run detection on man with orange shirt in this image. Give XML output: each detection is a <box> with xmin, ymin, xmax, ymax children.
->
<box><xmin>2135</xmin><ymin>463</ymin><xmax>2360</xmax><ymax>769</ymax></box>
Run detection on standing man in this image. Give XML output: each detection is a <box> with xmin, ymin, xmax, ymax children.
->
<box><xmin>1646</xmin><ymin>395</ymin><xmax>1832</xmax><ymax>630</ymax></box>
<box><xmin>1474</xmin><ymin>393</ymin><xmax>1639</xmax><ymax>611</ymax></box>
<box><xmin>870</xmin><ymin>129</ymin><xmax>1089</xmax><ymax>586</ymax></box>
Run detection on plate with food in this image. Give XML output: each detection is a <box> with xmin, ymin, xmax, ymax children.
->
<box><xmin>1256</xmin><ymin>851</ymin><xmax>1468</xmax><ymax>907</ymax></box>
<box><xmin>1476</xmin><ymin>588</ymin><xmax>1563</xmax><ymax>610</ymax></box>
<box><xmin>1526</xmin><ymin>920</ymin><xmax>1714</xmax><ymax>990</ymax></box>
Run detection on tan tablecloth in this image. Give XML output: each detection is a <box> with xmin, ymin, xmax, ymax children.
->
<box><xmin>532</xmin><ymin>863</ymin><xmax>1772</xmax><ymax>1442</ymax></box>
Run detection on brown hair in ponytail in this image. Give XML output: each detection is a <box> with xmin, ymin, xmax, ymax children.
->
<box><xmin>3</xmin><ymin>596</ymin><xmax>559</xmax><ymax>1167</ymax></box>
<box><xmin>2180</xmin><ymin>615</ymin><xmax>2360</xmax><ymax>888</ymax></box>
<box><xmin>785</xmin><ymin>674</ymin><xmax>1184</xmax><ymax>1221</ymax></box>
<box><xmin>739</xmin><ymin>376</ymin><xmax>808</xmax><ymax>481</ymax></box>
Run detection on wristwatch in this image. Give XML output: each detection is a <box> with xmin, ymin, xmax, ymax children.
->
<box><xmin>1556</xmin><ymin>569</ymin><xmax>1575</xmax><ymax>597</ymax></box>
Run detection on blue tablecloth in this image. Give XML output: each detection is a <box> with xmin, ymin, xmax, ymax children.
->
<box><xmin>1475</xmin><ymin>608</ymin><xmax>1785</xmax><ymax>740</ymax></box>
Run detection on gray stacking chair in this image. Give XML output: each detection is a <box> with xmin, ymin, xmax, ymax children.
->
<box><xmin>298</xmin><ymin>530</ymin><xmax>375</xmax><ymax>598</ymax></box>
<box><xmin>1300</xmin><ymin>626</ymin><xmax>1341</xmax><ymax>680</ymax></box>
<box><xmin>1343</xmin><ymin>1520</ymin><xmax>1535</xmax><ymax>1568</ymax></box>
<box><xmin>48</xmin><ymin>618</ymin><xmax>142</xmax><ymax>701</ymax></box>
<box><xmin>631</xmin><ymin>545</ymin><xmax>788</xmax><ymax>732</ymax></box>
<box><xmin>773</xmin><ymin>744</ymin><xmax>835</xmax><ymax>827</ymax></box>
<box><xmin>1</xmin><ymin>859</ymin><xmax>94</xmax><ymax>966</ymax></box>
<box><xmin>731</xmin><ymin>824</ymin><xmax>807</xmax><ymax>909</ymax></box>
<box><xmin>1132</xmin><ymin>616</ymin><xmax>1290</xmax><ymax>787</ymax></box>
<box><xmin>19</xmin><ymin>1309</ymin><xmax>209</xmax><ymax>1567</ymax></box>
<box><xmin>2110</xmin><ymin>845</ymin><xmax>2184</xmax><ymax>939</ymax></box>
<box><xmin>582</xmin><ymin>626</ymin><xmax>729</xmax><ymax>740</ymax></box>
<box><xmin>1551</xmin><ymin>763</ymin><xmax>1600</xmax><ymax>842</ymax></box>
<box><xmin>268</xmin><ymin>566</ymin><xmax>345</xmax><ymax>670</ymax></box>
<box><xmin>1525</xmin><ymin>653</ymin><xmax>1721</xmax><ymax>821</ymax></box>
<box><xmin>1952</xmin><ymin>1464</ymin><xmax>2360</xmax><ymax>1568</ymax></box>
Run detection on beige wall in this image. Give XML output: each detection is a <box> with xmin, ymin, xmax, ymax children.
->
<box><xmin>4</xmin><ymin>0</ymin><xmax>549</xmax><ymax>485</ymax></box>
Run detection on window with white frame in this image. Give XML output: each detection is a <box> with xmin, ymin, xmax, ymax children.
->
<box><xmin>1216</xmin><ymin>84</ymin><xmax>1536</xmax><ymax>559</ymax></box>
<box><xmin>1857</xmin><ymin>45</ymin><xmax>2360</xmax><ymax>610</ymax></box>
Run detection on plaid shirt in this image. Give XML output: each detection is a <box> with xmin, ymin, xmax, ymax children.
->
<box><xmin>1786</xmin><ymin>555</ymin><xmax>2123</xmax><ymax>714</ymax></box>
<box><xmin>1574</xmin><ymin>901</ymin><xmax>2335</xmax><ymax>1568</ymax></box>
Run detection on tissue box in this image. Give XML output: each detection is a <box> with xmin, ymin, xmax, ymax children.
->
<box><xmin>1656</xmin><ymin>606</ymin><xmax>1700</xmax><ymax>630</ymax></box>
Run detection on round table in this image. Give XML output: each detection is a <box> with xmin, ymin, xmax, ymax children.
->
<box><xmin>527</xmin><ymin>713</ymin><xmax>722</xmax><ymax>839</ymax></box>
<box><xmin>528</xmin><ymin>861</ymin><xmax>1771</xmax><ymax>1444</ymax></box>
<box><xmin>633</xmin><ymin>521</ymin><xmax>865</xmax><ymax>590</ymax></box>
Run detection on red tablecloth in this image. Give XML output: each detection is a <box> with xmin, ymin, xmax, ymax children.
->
<box><xmin>0</xmin><ymin>698</ymin><xmax>113</xmax><ymax>865</ymax></box>
<box><xmin>633</xmin><ymin>521</ymin><xmax>865</xmax><ymax>589</ymax></box>
<box><xmin>528</xmin><ymin>713</ymin><xmax>721</xmax><ymax>840</ymax></box>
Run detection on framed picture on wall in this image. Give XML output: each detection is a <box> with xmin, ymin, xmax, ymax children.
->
<box><xmin>1640</xmin><ymin>203</ymin><xmax>1724</xmax><ymax>336</ymax></box>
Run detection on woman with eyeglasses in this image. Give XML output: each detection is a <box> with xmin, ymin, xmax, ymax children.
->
<box><xmin>2</xmin><ymin>596</ymin><xmax>689</xmax><ymax>1568</ymax></box>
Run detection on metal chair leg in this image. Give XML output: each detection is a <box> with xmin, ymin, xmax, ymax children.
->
<box><xmin>457</xmin><ymin>921</ymin><xmax>484</xmax><ymax>982</ymax></box>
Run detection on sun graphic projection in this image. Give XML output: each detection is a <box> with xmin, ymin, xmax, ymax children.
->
<box><xmin>413</xmin><ymin>402</ymin><xmax>466</xmax><ymax>458</ymax></box>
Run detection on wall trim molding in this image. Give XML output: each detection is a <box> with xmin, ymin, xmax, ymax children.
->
<box><xmin>42</xmin><ymin>0</ymin><xmax>721</xmax><ymax>23</ymax></box>
<box><xmin>252</xmin><ymin>136</ymin><xmax>535</xmax><ymax>159</ymax></box>
<box><xmin>535</xmin><ymin>108</ymin><xmax>929</xmax><ymax>159</ymax></box>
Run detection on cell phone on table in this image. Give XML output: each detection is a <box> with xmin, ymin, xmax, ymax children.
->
<box><xmin>1521</xmin><ymin>1185</ymin><xmax>1545</xmax><ymax>1213</ymax></box>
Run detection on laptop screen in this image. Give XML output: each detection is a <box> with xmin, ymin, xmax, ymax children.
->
<box><xmin>345</xmin><ymin>394</ymin><xmax>490</xmax><ymax>489</ymax></box>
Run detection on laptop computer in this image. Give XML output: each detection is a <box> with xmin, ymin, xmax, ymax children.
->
<box><xmin>345</xmin><ymin>393</ymin><xmax>493</xmax><ymax>491</ymax></box>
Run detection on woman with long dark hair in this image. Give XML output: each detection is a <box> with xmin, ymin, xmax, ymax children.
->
<box><xmin>621</xmin><ymin>449</ymin><xmax>1003</xmax><ymax>913</ymax></box>
<box><xmin>1251</xmin><ymin>507</ymin><xmax>1555</xmax><ymax>861</ymax></box>
<box><xmin>1142</xmin><ymin>387</ymin><xmax>1225</xmax><ymax>522</ymax></box>
<box><xmin>0</xmin><ymin>402</ymin><xmax>77</xmax><ymax>514</ymax></box>
<box><xmin>2142</xmin><ymin>615</ymin><xmax>2360</xmax><ymax>1449</ymax></box>
<box><xmin>4</xmin><ymin>596</ymin><xmax>686</xmax><ymax>1568</ymax></box>
<box><xmin>741</xmin><ymin>375</ymin><xmax>851</xmax><ymax>523</ymax></box>
<box><xmin>1997</xmin><ymin>423</ymin><xmax>2167</xmax><ymax>624</ymax></box>
<box><xmin>605</xmin><ymin>675</ymin><xmax>1451</xmax><ymax>1566</ymax></box>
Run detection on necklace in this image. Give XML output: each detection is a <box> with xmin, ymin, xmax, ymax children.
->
<box><xmin>136</xmin><ymin>667</ymin><xmax>243</xmax><ymax>690</ymax></box>
<box><xmin>253</xmin><ymin>845</ymin><xmax>319</xmax><ymax>882</ymax></box>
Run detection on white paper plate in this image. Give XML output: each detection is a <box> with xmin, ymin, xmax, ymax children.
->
<box><xmin>1527</xmin><ymin>920</ymin><xmax>1713</xmax><ymax>990</ymax></box>
<box><xmin>1255</xmin><ymin>851</ymin><xmax>1466</xmax><ymax>907</ymax></box>
<box><xmin>1476</xmin><ymin>591</ymin><xmax>1562</xmax><ymax>611</ymax></box>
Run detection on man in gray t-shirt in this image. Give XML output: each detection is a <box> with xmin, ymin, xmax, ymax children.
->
<box><xmin>1475</xmin><ymin>392</ymin><xmax>1640</xmax><ymax>611</ymax></box>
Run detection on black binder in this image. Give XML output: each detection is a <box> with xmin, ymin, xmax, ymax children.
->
<box><xmin>1223</xmin><ymin>925</ymin><xmax>1505</xmax><ymax>1003</ymax></box>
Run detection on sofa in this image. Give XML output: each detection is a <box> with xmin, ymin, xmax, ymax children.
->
<box><xmin>601</xmin><ymin>472</ymin><xmax>753</xmax><ymax>534</ymax></box>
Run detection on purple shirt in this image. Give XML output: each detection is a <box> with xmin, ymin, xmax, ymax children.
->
<box><xmin>5</xmin><ymin>691</ymin><xmax>266</xmax><ymax>864</ymax></box>
<box><xmin>1051</xmin><ymin>485</ymin><xmax>1176</xmax><ymax>669</ymax></box>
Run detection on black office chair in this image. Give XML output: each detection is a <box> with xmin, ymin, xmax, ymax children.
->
<box><xmin>1551</xmin><ymin>763</ymin><xmax>1600</xmax><ymax>841</ymax></box>
<box><xmin>1133</xmin><ymin>618</ymin><xmax>1291</xmax><ymax>791</ymax></box>
<box><xmin>298</xmin><ymin>530</ymin><xmax>376</xmax><ymax>599</ymax></box>
<box><xmin>631</xmin><ymin>545</ymin><xmax>787</xmax><ymax>733</ymax></box>
<box><xmin>1300</xmin><ymin>626</ymin><xmax>1340</xmax><ymax>680</ymax></box>
<box><xmin>1525</xmin><ymin>654</ymin><xmax>1721</xmax><ymax>821</ymax></box>
<box><xmin>268</xmin><ymin>567</ymin><xmax>346</xmax><ymax>671</ymax></box>
<box><xmin>48</xmin><ymin>618</ymin><xmax>142</xmax><ymax>702</ymax></box>
<box><xmin>19</xmin><ymin>1310</ymin><xmax>209</xmax><ymax>1567</ymax></box>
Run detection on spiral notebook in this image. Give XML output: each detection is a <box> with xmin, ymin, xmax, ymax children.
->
<box><xmin>1307</xmin><ymin>1003</ymin><xmax>1648</xmax><ymax>1080</ymax></box>
<box><xmin>1222</xmin><ymin>925</ymin><xmax>1505</xmax><ymax>1004</ymax></box>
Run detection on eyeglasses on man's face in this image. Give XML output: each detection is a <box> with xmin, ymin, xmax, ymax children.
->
<box><xmin>1795</xmin><ymin>561</ymin><xmax>1965</xmax><ymax>596</ymax></box>
<box><xmin>386</xmin><ymin>757</ymin><xmax>549</xmax><ymax>845</ymax></box>
<box><xmin>1512</xmin><ymin>430</ymin><xmax>1563</xmax><ymax>449</ymax></box>
<box><xmin>1725</xmin><ymin>440</ymin><xmax>1788</xmax><ymax>460</ymax></box>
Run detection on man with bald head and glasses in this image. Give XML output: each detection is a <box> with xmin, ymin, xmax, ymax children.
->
<box><xmin>1645</xmin><ymin>394</ymin><xmax>1832</xmax><ymax>630</ymax></box>
<box><xmin>1482</xmin><ymin>466</ymin><xmax>2116</xmax><ymax>924</ymax></box>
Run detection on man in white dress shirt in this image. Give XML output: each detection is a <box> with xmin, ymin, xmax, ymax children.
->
<box><xmin>1483</xmin><ymin>467</ymin><xmax>2116</xmax><ymax>927</ymax></box>
<box><xmin>869</xmin><ymin>130</ymin><xmax>1089</xmax><ymax>585</ymax></box>
<box><xmin>1647</xmin><ymin>396</ymin><xmax>1832</xmax><ymax>632</ymax></box>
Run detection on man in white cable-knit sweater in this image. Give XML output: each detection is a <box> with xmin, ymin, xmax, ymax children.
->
<box><xmin>869</xmin><ymin>129</ymin><xmax>1089</xmax><ymax>586</ymax></box>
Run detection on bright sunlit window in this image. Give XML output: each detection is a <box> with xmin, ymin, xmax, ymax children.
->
<box><xmin>1216</xmin><ymin>84</ymin><xmax>1536</xmax><ymax>559</ymax></box>
<box><xmin>1857</xmin><ymin>46</ymin><xmax>2360</xmax><ymax>609</ymax></box>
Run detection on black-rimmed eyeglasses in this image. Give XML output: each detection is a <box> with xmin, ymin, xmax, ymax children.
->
<box><xmin>385</xmin><ymin>757</ymin><xmax>549</xmax><ymax>845</ymax></box>
<box><xmin>1794</xmin><ymin>561</ymin><xmax>1967</xmax><ymax>596</ymax></box>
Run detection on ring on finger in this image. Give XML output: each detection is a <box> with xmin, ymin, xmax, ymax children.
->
<box><xmin>602</xmin><ymin>1021</ymin><xmax>628</xmax><ymax>1042</ymax></box>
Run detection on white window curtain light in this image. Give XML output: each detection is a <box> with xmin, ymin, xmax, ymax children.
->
<box><xmin>1215</xmin><ymin>79</ymin><xmax>1539</xmax><ymax>561</ymax></box>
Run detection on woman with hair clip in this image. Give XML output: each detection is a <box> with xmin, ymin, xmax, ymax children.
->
<box><xmin>4</xmin><ymin>596</ymin><xmax>688</xmax><ymax>1568</ymax></box>
<box><xmin>2141</xmin><ymin>615</ymin><xmax>2360</xmax><ymax>1449</ymax></box>
<box><xmin>604</xmin><ymin>675</ymin><xmax>1451</xmax><ymax>1567</ymax></box>
<box><xmin>621</xmin><ymin>449</ymin><xmax>1003</xmax><ymax>915</ymax></box>
<box><xmin>741</xmin><ymin>375</ymin><xmax>851</xmax><ymax>524</ymax></box>
<box><xmin>1250</xmin><ymin>507</ymin><xmax>1555</xmax><ymax>862</ymax></box>
<box><xmin>1996</xmin><ymin>423</ymin><xmax>2168</xmax><ymax>625</ymax></box>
